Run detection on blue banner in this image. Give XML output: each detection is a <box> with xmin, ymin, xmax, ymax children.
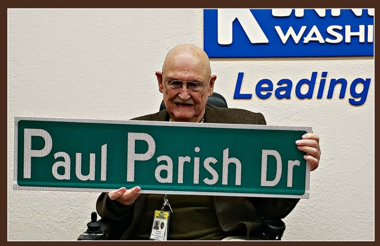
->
<box><xmin>204</xmin><ymin>9</ymin><xmax>374</xmax><ymax>58</ymax></box>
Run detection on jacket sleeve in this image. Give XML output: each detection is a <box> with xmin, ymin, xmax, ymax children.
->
<box><xmin>96</xmin><ymin>192</ymin><xmax>134</xmax><ymax>221</ymax></box>
<box><xmin>249</xmin><ymin>197</ymin><xmax>299</xmax><ymax>219</ymax></box>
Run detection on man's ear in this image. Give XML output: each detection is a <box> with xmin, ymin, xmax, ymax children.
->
<box><xmin>156</xmin><ymin>71</ymin><xmax>164</xmax><ymax>93</ymax></box>
<box><xmin>208</xmin><ymin>75</ymin><xmax>217</xmax><ymax>97</ymax></box>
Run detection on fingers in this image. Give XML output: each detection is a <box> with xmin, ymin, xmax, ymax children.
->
<box><xmin>301</xmin><ymin>133</ymin><xmax>320</xmax><ymax>142</ymax></box>
<box><xmin>303</xmin><ymin>154</ymin><xmax>319</xmax><ymax>171</ymax></box>
<box><xmin>296</xmin><ymin>133</ymin><xmax>321</xmax><ymax>171</ymax></box>
<box><xmin>108</xmin><ymin>187</ymin><xmax>127</xmax><ymax>200</ymax></box>
<box><xmin>108</xmin><ymin>186</ymin><xmax>142</xmax><ymax>206</ymax></box>
<box><xmin>121</xmin><ymin>186</ymin><xmax>142</xmax><ymax>205</ymax></box>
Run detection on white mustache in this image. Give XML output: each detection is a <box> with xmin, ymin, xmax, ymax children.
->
<box><xmin>173</xmin><ymin>97</ymin><xmax>194</xmax><ymax>105</ymax></box>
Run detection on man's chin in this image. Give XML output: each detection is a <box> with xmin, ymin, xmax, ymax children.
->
<box><xmin>171</xmin><ymin>112</ymin><xmax>197</xmax><ymax>122</ymax></box>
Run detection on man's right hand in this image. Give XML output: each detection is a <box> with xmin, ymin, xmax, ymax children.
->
<box><xmin>108</xmin><ymin>186</ymin><xmax>141</xmax><ymax>206</ymax></box>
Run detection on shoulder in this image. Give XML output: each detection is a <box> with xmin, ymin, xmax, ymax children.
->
<box><xmin>131</xmin><ymin>110</ymin><xmax>168</xmax><ymax>121</ymax></box>
<box><xmin>205</xmin><ymin>104</ymin><xmax>266</xmax><ymax>125</ymax></box>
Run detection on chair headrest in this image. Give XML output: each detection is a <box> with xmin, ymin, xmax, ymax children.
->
<box><xmin>207</xmin><ymin>92</ymin><xmax>228</xmax><ymax>108</ymax></box>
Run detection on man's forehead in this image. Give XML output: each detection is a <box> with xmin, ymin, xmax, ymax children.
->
<box><xmin>163</xmin><ymin>72</ymin><xmax>206</xmax><ymax>82</ymax></box>
<box><xmin>164</xmin><ymin>76</ymin><xmax>204</xmax><ymax>83</ymax></box>
<box><xmin>165</xmin><ymin>52</ymin><xmax>202</xmax><ymax>67</ymax></box>
<box><xmin>164</xmin><ymin>60</ymin><xmax>209</xmax><ymax>79</ymax></box>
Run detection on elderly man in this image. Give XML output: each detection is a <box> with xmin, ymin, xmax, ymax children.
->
<box><xmin>96</xmin><ymin>44</ymin><xmax>321</xmax><ymax>240</ymax></box>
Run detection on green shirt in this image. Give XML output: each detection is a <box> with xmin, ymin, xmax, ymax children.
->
<box><xmin>129</xmin><ymin>194</ymin><xmax>227</xmax><ymax>240</ymax></box>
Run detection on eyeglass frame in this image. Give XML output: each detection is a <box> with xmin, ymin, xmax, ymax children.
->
<box><xmin>163</xmin><ymin>77</ymin><xmax>211</xmax><ymax>93</ymax></box>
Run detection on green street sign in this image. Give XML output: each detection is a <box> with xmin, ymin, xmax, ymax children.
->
<box><xmin>14</xmin><ymin>117</ymin><xmax>311</xmax><ymax>199</ymax></box>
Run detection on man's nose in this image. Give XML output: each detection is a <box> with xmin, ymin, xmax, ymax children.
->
<box><xmin>178</xmin><ymin>84</ymin><xmax>191</xmax><ymax>100</ymax></box>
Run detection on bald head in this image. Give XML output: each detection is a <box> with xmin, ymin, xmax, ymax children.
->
<box><xmin>156</xmin><ymin>44</ymin><xmax>217</xmax><ymax>122</ymax></box>
<box><xmin>162</xmin><ymin>44</ymin><xmax>212</xmax><ymax>78</ymax></box>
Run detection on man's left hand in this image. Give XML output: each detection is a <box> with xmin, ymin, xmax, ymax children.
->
<box><xmin>296</xmin><ymin>133</ymin><xmax>321</xmax><ymax>171</ymax></box>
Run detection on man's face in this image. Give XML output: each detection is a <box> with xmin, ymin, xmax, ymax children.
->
<box><xmin>156</xmin><ymin>54</ymin><xmax>215</xmax><ymax>122</ymax></box>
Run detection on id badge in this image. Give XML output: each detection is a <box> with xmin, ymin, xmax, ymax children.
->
<box><xmin>149</xmin><ymin>210</ymin><xmax>170</xmax><ymax>241</ymax></box>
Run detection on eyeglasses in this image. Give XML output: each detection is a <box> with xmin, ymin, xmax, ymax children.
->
<box><xmin>164</xmin><ymin>79</ymin><xmax>208</xmax><ymax>93</ymax></box>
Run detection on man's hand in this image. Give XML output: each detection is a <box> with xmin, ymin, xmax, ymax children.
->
<box><xmin>296</xmin><ymin>133</ymin><xmax>321</xmax><ymax>171</ymax></box>
<box><xmin>108</xmin><ymin>186</ymin><xmax>141</xmax><ymax>206</ymax></box>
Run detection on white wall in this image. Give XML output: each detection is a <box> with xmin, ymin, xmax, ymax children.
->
<box><xmin>8</xmin><ymin>9</ymin><xmax>374</xmax><ymax>241</ymax></box>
